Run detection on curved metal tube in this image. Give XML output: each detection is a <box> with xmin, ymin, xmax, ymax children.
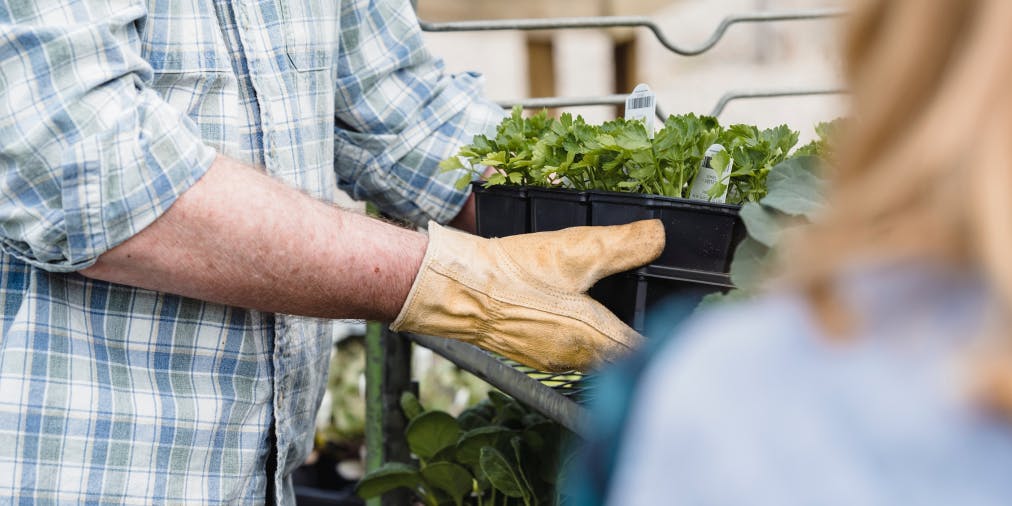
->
<box><xmin>709</xmin><ymin>87</ymin><xmax>846</xmax><ymax>116</ymax></box>
<box><xmin>406</xmin><ymin>333</ymin><xmax>591</xmax><ymax>438</ymax></box>
<box><xmin>419</xmin><ymin>8</ymin><xmax>844</xmax><ymax>56</ymax></box>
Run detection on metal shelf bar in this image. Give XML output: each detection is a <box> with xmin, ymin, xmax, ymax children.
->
<box><xmin>495</xmin><ymin>87</ymin><xmax>845</xmax><ymax>119</ymax></box>
<box><xmin>419</xmin><ymin>8</ymin><xmax>844</xmax><ymax>57</ymax></box>
<box><xmin>405</xmin><ymin>333</ymin><xmax>591</xmax><ymax>438</ymax></box>
<box><xmin>709</xmin><ymin>86</ymin><xmax>846</xmax><ymax>116</ymax></box>
<box><xmin>495</xmin><ymin>94</ymin><xmax>667</xmax><ymax>120</ymax></box>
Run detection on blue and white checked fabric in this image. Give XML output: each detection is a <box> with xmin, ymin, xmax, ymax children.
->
<box><xmin>0</xmin><ymin>0</ymin><xmax>503</xmax><ymax>503</ymax></box>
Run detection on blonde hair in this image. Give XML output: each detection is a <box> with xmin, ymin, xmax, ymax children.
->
<box><xmin>790</xmin><ymin>0</ymin><xmax>1012</xmax><ymax>409</ymax></box>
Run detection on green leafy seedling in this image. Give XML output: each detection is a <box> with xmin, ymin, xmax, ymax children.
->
<box><xmin>356</xmin><ymin>462</ymin><xmax>422</xmax><ymax>499</ymax></box>
<box><xmin>400</xmin><ymin>391</ymin><xmax>424</xmax><ymax>421</ymax></box>
<box><xmin>479</xmin><ymin>447</ymin><xmax>530</xmax><ymax>502</ymax></box>
<box><xmin>430</xmin><ymin>444</ymin><xmax>458</xmax><ymax>464</ymax></box>
<box><xmin>739</xmin><ymin>203</ymin><xmax>784</xmax><ymax>248</ymax></box>
<box><xmin>761</xmin><ymin>155</ymin><xmax>825</xmax><ymax>218</ymax></box>
<box><xmin>729</xmin><ymin>237</ymin><xmax>771</xmax><ymax>291</ymax></box>
<box><xmin>456</xmin><ymin>409</ymin><xmax>491</xmax><ymax>431</ymax></box>
<box><xmin>406</xmin><ymin>411</ymin><xmax>461</xmax><ymax>461</ymax></box>
<box><xmin>420</xmin><ymin>462</ymin><xmax>474</xmax><ymax>506</ymax></box>
<box><xmin>455</xmin><ymin>426</ymin><xmax>513</xmax><ymax>469</ymax></box>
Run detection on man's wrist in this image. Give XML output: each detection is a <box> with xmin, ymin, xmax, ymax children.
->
<box><xmin>446</xmin><ymin>165</ymin><xmax>497</xmax><ymax>233</ymax></box>
<box><xmin>447</xmin><ymin>192</ymin><xmax>477</xmax><ymax>232</ymax></box>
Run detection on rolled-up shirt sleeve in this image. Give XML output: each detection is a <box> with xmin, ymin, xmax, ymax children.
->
<box><xmin>0</xmin><ymin>1</ymin><xmax>215</xmax><ymax>272</ymax></box>
<box><xmin>332</xmin><ymin>0</ymin><xmax>504</xmax><ymax>227</ymax></box>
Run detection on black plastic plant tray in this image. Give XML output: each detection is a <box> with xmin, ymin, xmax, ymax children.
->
<box><xmin>470</xmin><ymin>183</ymin><xmax>742</xmax><ymax>332</ymax></box>
<box><xmin>590</xmin><ymin>267</ymin><xmax>733</xmax><ymax>333</ymax></box>
<box><xmin>588</xmin><ymin>190</ymin><xmax>746</xmax><ymax>274</ymax></box>
<box><xmin>471</xmin><ymin>183</ymin><xmax>529</xmax><ymax>238</ymax></box>
<box><xmin>527</xmin><ymin>187</ymin><xmax>590</xmax><ymax>232</ymax></box>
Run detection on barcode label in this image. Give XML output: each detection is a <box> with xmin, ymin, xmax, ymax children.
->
<box><xmin>624</xmin><ymin>83</ymin><xmax>657</xmax><ymax>138</ymax></box>
<box><xmin>628</xmin><ymin>95</ymin><xmax>654</xmax><ymax>110</ymax></box>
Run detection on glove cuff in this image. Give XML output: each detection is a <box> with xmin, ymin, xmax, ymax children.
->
<box><xmin>389</xmin><ymin>221</ymin><xmax>445</xmax><ymax>332</ymax></box>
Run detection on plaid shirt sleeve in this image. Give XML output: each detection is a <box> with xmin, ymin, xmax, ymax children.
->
<box><xmin>331</xmin><ymin>0</ymin><xmax>504</xmax><ymax>226</ymax></box>
<box><xmin>0</xmin><ymin>0</ymin><xmax>216</xmax><ymax>272</ymax></box>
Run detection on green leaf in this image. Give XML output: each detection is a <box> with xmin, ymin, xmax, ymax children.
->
<box><xmin>466</xmin><ymin>400</ymin><xmax>496</xmax><ymax>421</ymax></box>
<box><xmin>520</xmin><ymin>412</ymin><xmax>547</xmax><ymax>429</ymax></box>
<box><xmin>485</xmin><ymin>173</ymin><xmax>507</xmax><ymax>186</ymax></box>
<box><xmin>705</xmin><ymin>180</ymin><xmax>728</xmax><ymax>201</ymax></box>
<box><xmin>529</xmin><ymin>429</ymin><xmax>560</xmax><ymax>485</ymax></box>
<box><xmin>521</xmin><ymin>429</ymin><xmax>544</xmax><ymax>452</ymax></box>
<box><xmin>793</xmin><ymin>118</ymin><xmax>843</xmax><ymax>158</ymax></box>
<box><xmin>739</xmin><ymin>203</ymin><xmax>783</xmax><ymax>248</ymax></box>
<box><xmin>455</xmin><ymin>426</ymin><xmax>513</xmax><ymax>468</ymax></box>
<box><xmin>457</xmin><ymin>410</ymin><xmax>491</xmax><ymax>431</ymax></box>
<box><xmin>356</xmin><ymin>462</ymin><xmax>421</xmax><ymax>499</ymax></box>
<box><xmin>420</xmin><ymin>462</ymin><xmax>473</xmax><ymax>506</ymax></box>
<box><xmin>494</xmin><ymin>402</ymin><xmax>527</xmax><ymax>428</ymax></box>
<box><xmin>439</xmin><ymin>156</ymin><xmax>465</xmax><ymax>173</ymax></box>
<box><xmin>400</xmin><ymin>392</ymin><xmax>424</xmax><ymax>421</ymax></box>
<box><xmin>487</xmin><ymin>391</ymin><xmax>513</xmax><ymax>411</ymax></box>
<box><xmin>430</xmin><ymin>444</ymin><xmax>458</xmax><ymax>464</ymax></box>
<box><xmin>510</xmin><ymin>436</ymin><xmax>537</xmax><ymax>498</ymax></box>
<box><xmin>762</xmin><ymin>156</ymin><xmax>825</xmax><ymax>218</ymax></box>
<box><xmin>480</xmin><ymin>151</ymin><xmax>507</xmax><ymax>167</ymax></box>
<box><xmin>729</xmin><ymin>237</ymin><xmax>771</xmax><ymax>290</ymax></box>
<box><xmin>454</xmin><ymin>173</ymin><xmax>472</xmax><ymax>191</ymax></box>
<box><xmin>479</xmin><ymin>447</ymin><xmax>528</xmax><ymax>499</ymax></box>
<box><xmin>471</xmin><ymin>135</ymin><xmax>493</xmax><ymax>154</ymax></box>
<box><xmin>406</xmin><ymin>411</ymin><xmax>462</xmax><ymax>460</ymax></box>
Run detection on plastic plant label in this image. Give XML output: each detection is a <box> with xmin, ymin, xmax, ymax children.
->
<box><xmin>624</xmin><ymin>83</ymin><xmax>656</xmax><ymax>137</ymax></box>
<box><xmin>689</xmin><ymin>144</ymin><xmax>732</xmax><ymax>203</ymax></box>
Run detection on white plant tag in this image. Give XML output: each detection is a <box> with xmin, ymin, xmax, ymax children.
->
<box><xmin>624</xmin><ymin>83</ymin><xmax>656</xmax><ymax>138</ymax></box>
<box><xmin>689</xmin><ymin>144</ymin><xmax>733</xmax><ymax>203</ymax></box>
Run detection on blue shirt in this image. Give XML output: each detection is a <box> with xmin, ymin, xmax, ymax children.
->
<box><xmin>0</xmin><ymin>0</ymin><xmax>503</xmax><ymax>503</ymax></box>
<box><xmin>608</xmin><ymin>267</ymin><xmax>1012</xmax><ymax>505</ymax></box>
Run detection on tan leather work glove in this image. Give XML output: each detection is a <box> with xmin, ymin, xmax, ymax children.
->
<box><xmin>391</xmin><ymin>220</ymin><xmax>665</xmax><ymax>372</ymax></box>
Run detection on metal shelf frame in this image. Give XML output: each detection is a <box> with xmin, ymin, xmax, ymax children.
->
<box><xmin>417</xmin><ymin>8</ymin><xmax>844</xmax><ymax>57</ymax></box>
<box><xmin>414</xmin><ymin>5</ymin><xmax>846</xmax><ymax>116</ymax></box>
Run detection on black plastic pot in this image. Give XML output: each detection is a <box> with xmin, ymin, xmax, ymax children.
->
<box><xmin>293</xmin><ymin>453</ymin><xmax>363</xmax><ymax>506</ymax></box>
<box><xmin>528</xmin><ymin>187</ymin><xmax>590</xmax><ymax>232</ymax></box>
<box><xmin>588</xmin><ymin>190</ymin><xmax>746</xmax><ymax>274</ymax></box>
<box><xmin>471</xmin><ymin>182</ymin><xmax>529</xmax><ymax>238</ymax></box>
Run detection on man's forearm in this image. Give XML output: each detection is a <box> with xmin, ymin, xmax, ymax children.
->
<box><xmin>81</xmin><ymin>155</ymin><xmax>426</xmax><ymax>321</ymax></box>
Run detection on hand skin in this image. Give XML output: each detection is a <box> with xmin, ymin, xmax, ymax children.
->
<box><xmin>80</xmin><ymin>155</ymin><xmax>429</xmax><ymax>322</ymax></box>
<box><xmin>446</xmin><ymin>165</ymin><xmax>499</xmax><ymax>233</ymax></box>
<box><xmin>447</xmin><ymin>191</ymin><xmax>477</xmax><ymax>233</ymax></box>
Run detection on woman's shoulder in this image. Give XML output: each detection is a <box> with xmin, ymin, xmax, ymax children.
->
<box><xmin>607</xmin><ymin>273</ymin><xmax>1012</xmax><ymax>505</ymax></box>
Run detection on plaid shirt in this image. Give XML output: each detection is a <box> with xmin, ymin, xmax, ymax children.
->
<box><xmin>0</xmin><ymin>0</ymin><xmax>503</xmax><ymax>503</ymax></box>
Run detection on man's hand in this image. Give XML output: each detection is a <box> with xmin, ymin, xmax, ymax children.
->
<box><xmin>447</xmin><ymin>192</ymin><xmax>478</xmax><ymax>233</ymax></box>
<box><xmin>392</xmin><ymin>220</ymin><xmax>665</xmax><ymax>372</ymax></box>
<box><xmin>446</xmin><ymin>166</ymin><xmax>497</xmax><ymax>233</ymax></box>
